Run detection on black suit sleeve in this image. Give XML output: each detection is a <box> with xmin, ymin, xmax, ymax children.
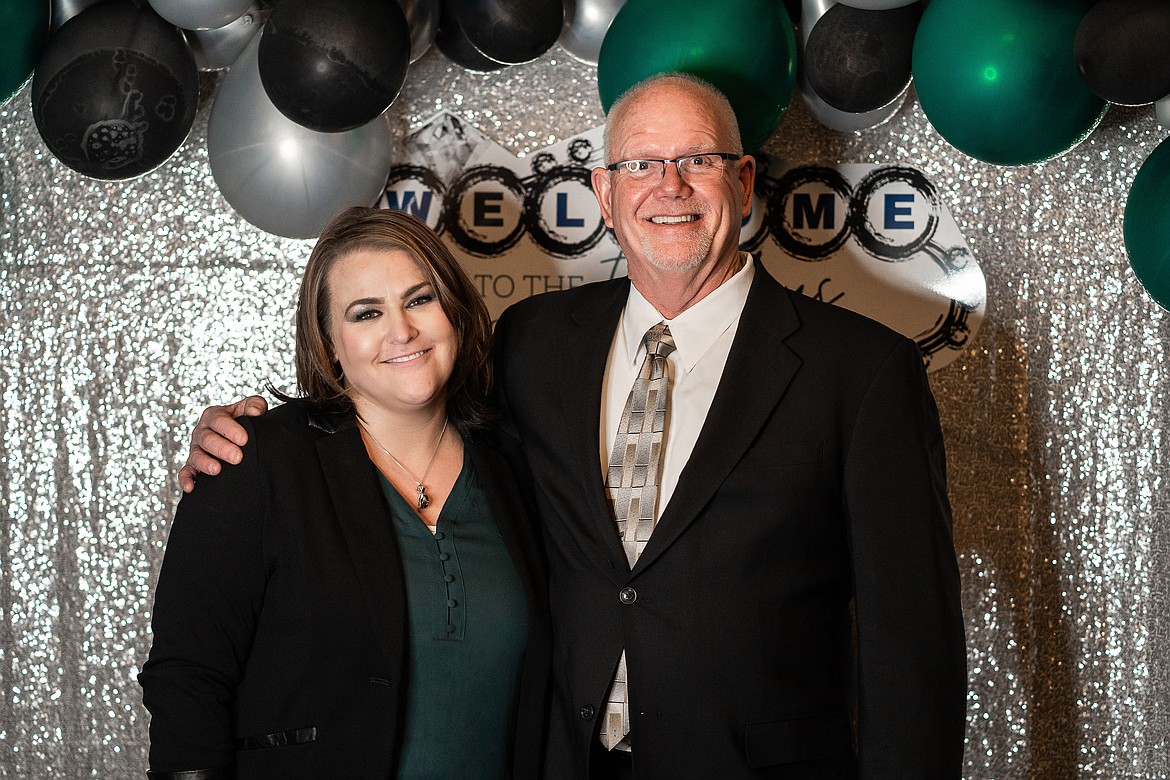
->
<box><xmin>491</xmin><ymin>305</ymin><xmax>521</xmax><ymax>441</ymax></box>
<box><xmin>139</xmin><ymin>419</ymin><xmax>268</xmax><ymax>775</ymax></box>
<box><xmin>843</xmin><ymin>338</ymin><xmax>967</xmax><ymax>776</ymax></box>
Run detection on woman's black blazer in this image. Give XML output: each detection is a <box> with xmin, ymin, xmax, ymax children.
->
<box><xmin>139</xmin><ymin>400</ymin><xmax>550</xmax><ymax>779</ymax></box>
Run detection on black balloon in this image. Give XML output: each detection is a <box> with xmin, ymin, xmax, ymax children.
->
<box><xmin>1075</xmin><ymin>0</ymin><xmax>1170</xmax><ymax>105</ymax></box>
<box><xmin>804</xmin><ymin>1</ymin><xmax>921</xmax><ymax>114</ymax></box>
<box><xmin>31</xmin><ymin>0</ymin><xmax>197</xmax><ymax>180</ymax></box>
<box><xmin>783</xmin><ymin>0</ymin><xmax>801</xmax><ymax>26</ymax></box>
<box><xmin>447</xmin><ymin>0</ymin><xmax>561</xmax><ymax>64</ymax></box>
<box><xmin>258</xmin><ymin>0</ymin><xmax>410</xmax><ymax>133</ymax></box>
<box><xmin>435</xmin><ymin>0</ymin><xmax>508</xmax><ymax>72</ymax></box>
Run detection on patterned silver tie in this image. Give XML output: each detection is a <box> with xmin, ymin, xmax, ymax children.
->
<box><xmin>601</xmin><ymin>322</ymin><xmax>675</xmax><ymax>750</ymax></box>
<box><xmin>608</xmin><ymin>322</ymin><xmax>676</xmax><ymax>567</ymax></box>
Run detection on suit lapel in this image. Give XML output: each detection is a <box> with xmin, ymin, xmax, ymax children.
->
<box><xmin>557</xmin><ymin>280</ymin><xmax>632</xmax><ymax>578</ymax></box>
<box><xmin>633</xmin><ymin>267</ymin><xmax>804</xmax><ymax>573</ymax></box>
<box><xmin>316</xmin><ymin>423</ymin><xmax>407</xmax><ymax>672</ymax></box>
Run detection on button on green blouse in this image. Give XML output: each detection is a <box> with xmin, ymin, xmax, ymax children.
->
<box><xmin>378</xmin><ymin>450</ymin><xmax>528</xmax><ymax>779</ymax></box>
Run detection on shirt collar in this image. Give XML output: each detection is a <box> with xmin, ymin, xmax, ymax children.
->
<box><xmin>621</xmin><ymin>254</ymin><xmax>756</xmax><ymax>371</ymax></box>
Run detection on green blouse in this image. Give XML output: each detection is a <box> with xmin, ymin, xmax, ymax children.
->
<box><xmin>377</xmin><ymin>450</ymin><xmax>529</xmax><ymax>779</ymax></box>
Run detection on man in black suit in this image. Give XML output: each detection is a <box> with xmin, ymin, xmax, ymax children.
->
<box><xmin>183</xmin><ymin>73</ymin><xmax>966</xmax><ymax>778</ymax></box>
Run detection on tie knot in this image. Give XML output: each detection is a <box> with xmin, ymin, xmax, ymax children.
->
<box><xmin>644</xmin><ymin>323</ymin><xmax>676</xmax><ymax>359</ymax></box>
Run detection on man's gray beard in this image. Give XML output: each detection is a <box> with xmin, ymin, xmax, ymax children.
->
<box><xmin>638</xmin><ymin>229</ymin><xmax>715</xmax><ymax>273</ymax></box>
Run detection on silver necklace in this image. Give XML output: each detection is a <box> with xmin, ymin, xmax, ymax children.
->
<box><xmin>361</xmin><ymin>417</ymin><xmax>449</xmax><ymax>509</ymax></box>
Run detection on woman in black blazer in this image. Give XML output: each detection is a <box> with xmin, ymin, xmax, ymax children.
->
<box><xmin>139</xmin><ymin>208</ymin><xmax>550</xmax><ymax>779</ymax></box>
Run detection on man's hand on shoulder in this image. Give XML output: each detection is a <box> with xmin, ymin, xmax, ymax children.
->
<box><xmin>178</xmin><ymin>396</ymin><xmax>269</xmax><ymax>493</ymax></box>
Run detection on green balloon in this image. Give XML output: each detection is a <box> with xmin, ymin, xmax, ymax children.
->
<box><xmin>596</xmin><ymin>0</ymin><xmax>796</xmax><ymax>152</ymax></box>
<box><xmin>1124</xmin><ymin>136</ymin><xmax>1170</xmax><ymax>311</ymax></box>
<box><xmin>912</xmin><ymin>0</ymin><xmax>1106</xmax><ymax>166</ymax></box>
<box><xmin>0</xmin><ymin>0</ymin><xmax>50</xmax><ymax>105</ymax></box>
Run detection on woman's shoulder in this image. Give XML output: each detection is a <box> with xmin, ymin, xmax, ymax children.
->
<box><xmin>243</xmin><ymin>398</ymin><xmax>305</xmax><ymax>436</ymax></box>
<box><xmin>243</xmin><ymin>398</ymin><xmax>355</xmax><ymax>449</ymax></box>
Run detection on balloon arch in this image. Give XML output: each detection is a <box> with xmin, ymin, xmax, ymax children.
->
<box><xmin>4</xmin><ymin>0</ymin><xmax>1170</xmax><ymax>304</ymax></box>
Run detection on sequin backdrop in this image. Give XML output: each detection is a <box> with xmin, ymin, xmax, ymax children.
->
<box><xmin>1</xmin><ymin>41</ymin><xmax>1168</xmax><ymax>779</ymax></box>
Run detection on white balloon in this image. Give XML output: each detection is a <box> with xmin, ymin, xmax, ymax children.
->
<box><xmin>560</xmin><ymin>0</ymin><xmax>626</xmax><ymax>65</ymax></box>
<box><xmin>148</xmin><ymin>0</ymin><xmax>253</xmax><ymax>30</ymax></box>
<box><xmin>208</xmin><ymin>36</ymin><xmax>394</xmax><ymax>239</ymax></box>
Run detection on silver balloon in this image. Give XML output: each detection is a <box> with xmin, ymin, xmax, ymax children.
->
<box><xmin>185</xmin><ymin>3</ymin><xmax>263</xmax><ymax>70</ymax></box>
<box><xmin>835</xmin><ymin>0</ymin><xmax>917</xmax><ymax>8</ymax></box>
<box><xmin>1157</xmin><ymin>94</ymin><xmax>1170</xmax><ymax>129</ymax></box>
<box><xmin>799</xmin><ymin>0</ymin><xmax>834</xmax><ymax>47</ymax></box>
<box><xmin>796</xmin><ymin>0</ymin><xmax>905</xmax><ymax>132</ymax></box>
<box><xmin>51</xmin><ymin>0</ymin><xmax>106</xmax><ymax>30</ymax></box>
<box><xmin>559</xmin><ymin>0</ymin><xmax>625</xmax><ymax>65</ymax></box>
<box><xmin>799</xmin><ymin>74</ymin><xmax>907</xmax><ymax>132</ymax></box>
<box><xmin>148</xmin><ymin>0</ymin><xmax>253</xmax><ymax>30</ymax></box>
<box><xmin>208</xmin><ymin>35</ymin><xmax>395</xmax><ymax>239</ymax></box>
<box><xmin>398</xmin><ymin>0</ymin><xmax>439</xmax><ymax>63</ymax></box>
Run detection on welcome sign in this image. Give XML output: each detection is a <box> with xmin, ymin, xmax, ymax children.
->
<box><xmin>378</xmin><ymin>112</ymin><xmax>985</xmax><ymax>371</ymax></box>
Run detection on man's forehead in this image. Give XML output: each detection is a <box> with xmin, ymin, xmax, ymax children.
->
<box><xmin>610</xmin><ymin>110</ymin><xmax>726</xmax><ymax>155</ymax></box>
<box><xmin>611</xmin><ymin>120</ymin><xmax>725</xmax><ymax>155</ymax></box>
<box><xmin>615</xmin><ymin>142</ymin><xmax>720</xmax><ymax>160</ymax></box>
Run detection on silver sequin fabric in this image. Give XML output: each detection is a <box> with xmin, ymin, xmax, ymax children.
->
<box><xmin>1</xmin><ymin>43</ymin><xmax>1167</xmax><ymax>778</ymax></box>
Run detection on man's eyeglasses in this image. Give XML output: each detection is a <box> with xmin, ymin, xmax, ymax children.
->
<box><xmin>605</xmin><ymin>153</ymin><xmax>741</xmax><ymax>182</ymax></box>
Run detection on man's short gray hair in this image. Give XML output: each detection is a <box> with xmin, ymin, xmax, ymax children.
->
<box><xmin>602</xmin><ymin>72</ymin><xmax>744</xmax><ymax>164</ymax></box>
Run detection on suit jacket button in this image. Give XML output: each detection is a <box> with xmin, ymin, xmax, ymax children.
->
<box><xmin>619</xmin><ymin>587</ymin><xmax>637</xmax><ymax>604</ymax></box>
<box><xmin>580</xmin><ymin>705</ymin><xmax>595</xmax><ymax>720</ymax></box>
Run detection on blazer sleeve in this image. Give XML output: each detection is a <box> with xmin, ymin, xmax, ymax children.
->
<box><xmin>490</xmin><ymin>305</ymin><xmax>522</xmax><ymax>441</ymax></box>
<box><xmin>139</xmin><ymin>419</ymin><xmax>268</xmax><ymax>776</ymax></box>
<box><xmin>843</xmin><ymin>338</ymin><xmax>967</xmax><ymax>777</ymax></box>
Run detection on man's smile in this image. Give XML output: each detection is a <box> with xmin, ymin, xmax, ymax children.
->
<box><xmin>649</xmin><ymin>214</ymin><xmax>700</xmax><ymax>224</ymax></box>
